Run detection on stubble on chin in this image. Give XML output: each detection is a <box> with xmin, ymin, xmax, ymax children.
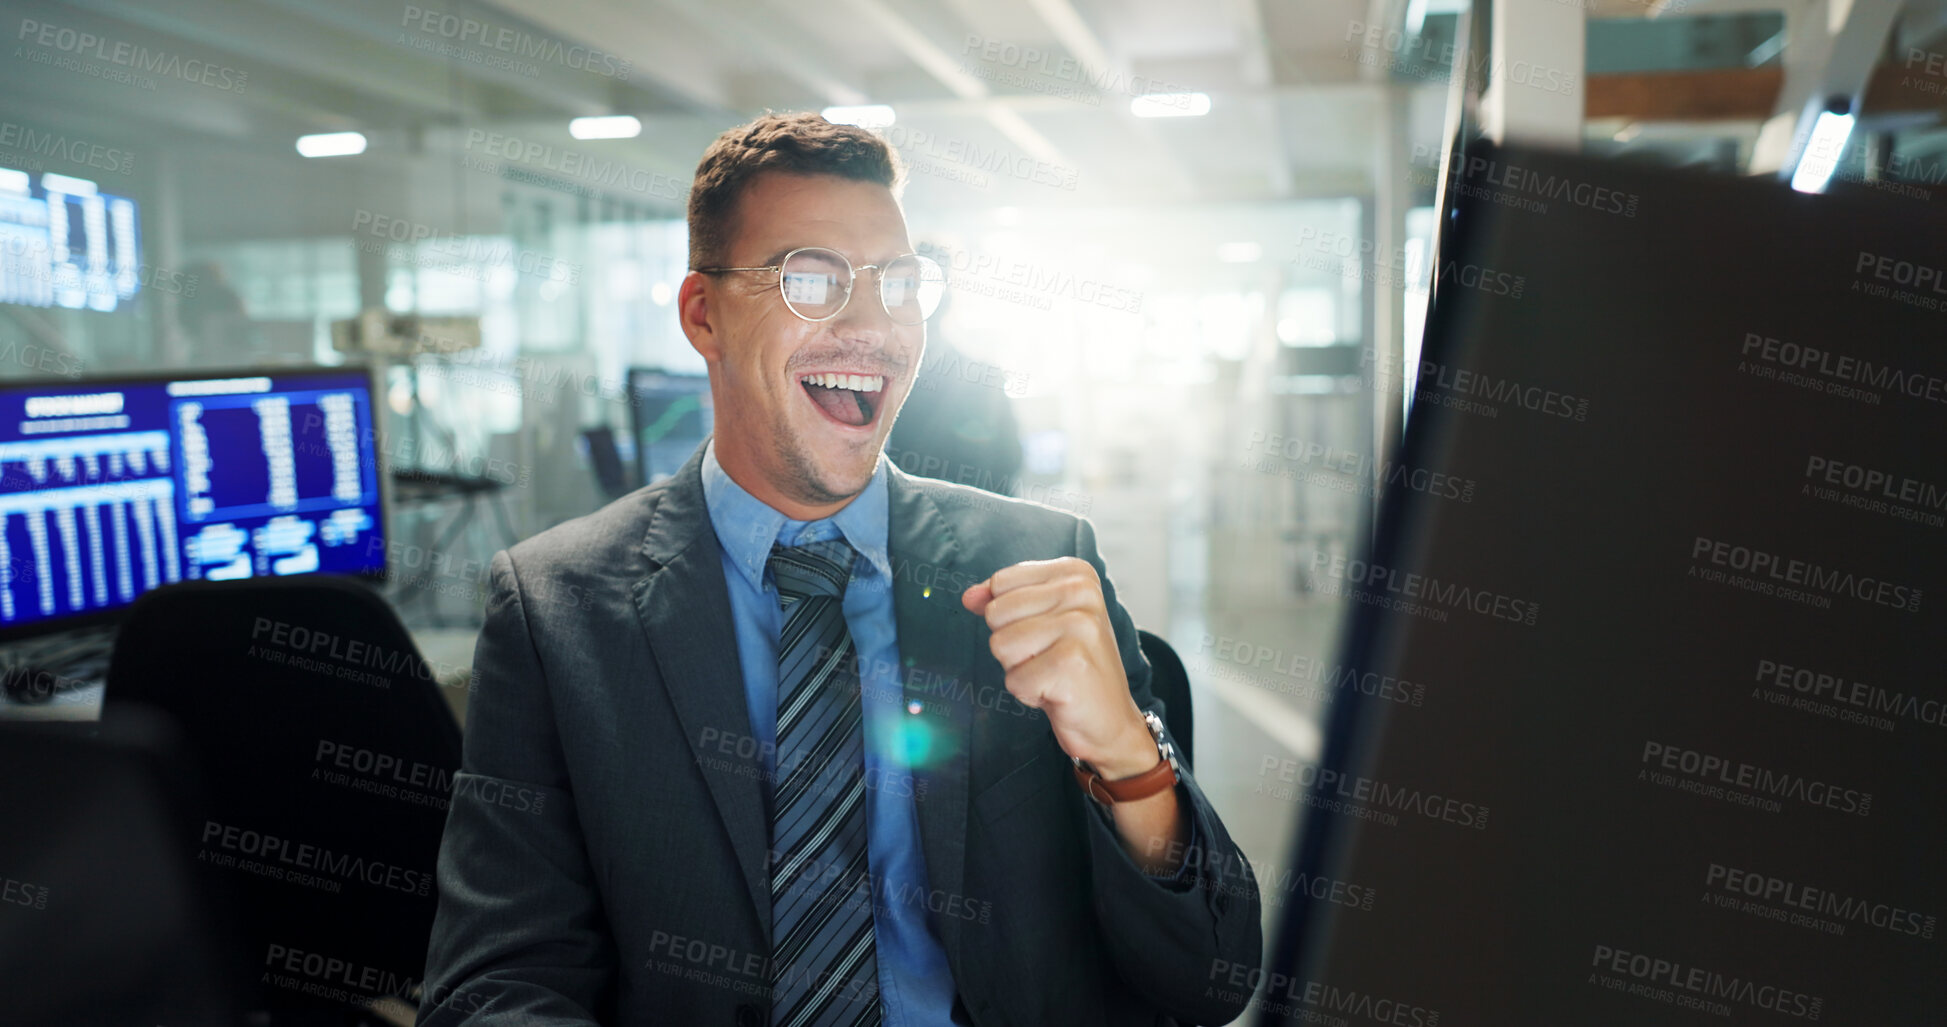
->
<box><xmin>775</xmin><ymin>423</ymin><xmax>875</xmax><ymax>507</ymax></box>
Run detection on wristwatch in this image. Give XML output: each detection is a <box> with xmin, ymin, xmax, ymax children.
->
<box><xmin>1071</xmin><ymin>710</ymin><xmax>1180</xmax><ymax>806</ymax></box>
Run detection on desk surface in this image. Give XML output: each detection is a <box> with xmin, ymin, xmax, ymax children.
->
<box><xmin>0</xmin><ymin>625</ymin><xmax>481</xmax><ymax>729</ymax></box>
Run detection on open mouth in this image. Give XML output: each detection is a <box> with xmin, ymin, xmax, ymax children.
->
<box><xmin>799</xmin><ymin>372</ymin><xmax>886</xmax><ymax>429</ymax></box>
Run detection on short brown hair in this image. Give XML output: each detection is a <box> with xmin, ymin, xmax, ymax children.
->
<box><xmin>686</xmin><ymin>111</ymin><xmax>903</xmax><ymax>270</ymax></box>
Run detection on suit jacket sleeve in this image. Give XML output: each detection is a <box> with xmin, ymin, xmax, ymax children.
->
<box><xmin>418</xmin><ymin>550</ymin><xmax>618</xmax><ymax>1025</ymax></box>
<box><xmin>1073</xmin><ymin>516</ymin><xmax>1264</xmax><ymax>1025</ymax></box>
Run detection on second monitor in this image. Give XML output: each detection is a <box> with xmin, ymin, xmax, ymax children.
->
<box><xmin>0</xmin><ymin>366</ymin><xmax>387</xmax><ymax>639</ymax></box>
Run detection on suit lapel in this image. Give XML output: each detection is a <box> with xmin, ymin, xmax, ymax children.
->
<box><xmin>631</xmin><ymin>444</ymin><xmax>771</xmax><ymax>943</ymax></box>
<box><xmin>886</xmin><ymin>465</ymin><xmax>980</xmax><ymax>974</ymax></box>
<box><xmin>630</xmin><ymin>451</ymin><xmax>984</xmax><ymax>961</ymax></box>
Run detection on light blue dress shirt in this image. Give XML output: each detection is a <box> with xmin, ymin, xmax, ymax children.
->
<box><xmin>700</xmin><ymin>440</ymin><xmax>958</xmax><ymax>1026</ymax></box>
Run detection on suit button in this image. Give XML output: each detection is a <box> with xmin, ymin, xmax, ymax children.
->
<box><xmin>735</xmin><ymin>1003</ymin><xmax>761</xmax><ymax>1027</ymax></box>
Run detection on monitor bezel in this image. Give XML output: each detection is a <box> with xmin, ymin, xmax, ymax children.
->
<box><xmin>0</xmin><ymin>362</ymin><xmax>389</xmax><ymax>644</ymax></box>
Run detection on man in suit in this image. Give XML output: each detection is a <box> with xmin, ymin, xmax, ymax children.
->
<box><xmin>420</xmin><ymin>112</ymin><xmax>1261</xmax><ymax>1027</ymax></box>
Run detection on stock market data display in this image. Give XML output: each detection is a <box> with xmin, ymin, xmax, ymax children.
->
<box><xmin>0</xmin><ymin>370</ymin><xmax>384</xmax><ymax>634</ymax></box>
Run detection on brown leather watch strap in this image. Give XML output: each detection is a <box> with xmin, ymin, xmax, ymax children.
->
<box><xmin>1072</xmin><ymin>755</ymin><xmax>1178</xmax><ymax>806</ymax></box>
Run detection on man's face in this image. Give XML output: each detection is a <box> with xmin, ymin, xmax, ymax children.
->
<box><xmin>687</xmin><ymin>172</ymin><xmax>923</xmax><ymax>510</ymax></box>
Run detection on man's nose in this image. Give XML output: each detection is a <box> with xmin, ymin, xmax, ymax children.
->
<box><xmin>832</xmin><ymin>272</ymin><xmax>896</xmax><ymax>337</ymax></box>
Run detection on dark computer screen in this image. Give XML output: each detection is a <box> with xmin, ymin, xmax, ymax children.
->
<box><xmin>627</xmin><ymin>368</ymin><xmax>712</xmax><ymax>487</ymax></box>
<box><xmin>1264</xmin><ymin>143</ymin><xmax>1947</xmax><ymax>1025</ymax></box>
<box><xmin>0</xmin><ymin>367</ymin><xmax>385</xmax><ymax>638</ymax></box>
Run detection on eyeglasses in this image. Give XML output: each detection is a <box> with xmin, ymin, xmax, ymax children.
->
<box><xmin>694</xmin><ymin>246</ymin><xmax>946</xmax><ymax>325</ymax></box>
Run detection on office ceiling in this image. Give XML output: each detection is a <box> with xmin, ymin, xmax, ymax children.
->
<box><xmin>4</xmin><ymin>0</ymin><xmax>1945</xmax><ymax>232</ymax></box>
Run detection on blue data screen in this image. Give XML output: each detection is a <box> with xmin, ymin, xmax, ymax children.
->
<box><xmin>0</xmin><ymin>370</ymin><xmax>384</xmax><ymax>632</ymax></box>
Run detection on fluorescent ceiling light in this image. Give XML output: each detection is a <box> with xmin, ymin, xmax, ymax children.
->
<box><xmin>0</xmin><ymin>168</ymin><xmax>28</xmax><ymax>193</ymax></box>
<box><xmin>570</xmin><ymin>115</ymin><xmax>642</xmax><ymax>140</ymax></box>
<box><xmin>297</xmin><ymin>132</ymin><xmax>367</xmax><ymax>158</ymax></box>
<box><xmin>1131</xmin><ymin>93</ymin><xmax>1211</xmax><ymax>118</ymax></box>
<box><xmin>1790</xmin><ymin>111</ymin><xmax>1853</xmax><ymax>194</ymax></box>
<box><xmin>1217</xmin><ymin>242</ymin><xmax>1262</xmax><ymax>263</ymax></box>
<box><xmin>822</xmin><ymin>105</ymin><xmax>896</xmax><ymax>128</ymax></box>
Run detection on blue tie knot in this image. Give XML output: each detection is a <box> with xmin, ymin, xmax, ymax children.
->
<box><xmin>768</xmin><ymin>538</ymin><xmax>857</xmax><ymax>603</ymax></box>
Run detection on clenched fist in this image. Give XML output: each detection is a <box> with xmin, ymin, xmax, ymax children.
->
<box><xmin>961</xmin><ymin>557</ymin><xmax>1160</xmax><ymax>780</ymax></box>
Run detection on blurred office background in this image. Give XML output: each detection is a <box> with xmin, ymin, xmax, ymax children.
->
<box><xmin>3</xmin><ymin>0</ymin><xmax>1945</xmax><ymax>1013</ymax></box>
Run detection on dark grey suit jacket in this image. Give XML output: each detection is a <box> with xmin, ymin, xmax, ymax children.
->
<box><xmin>419</xmin><ymin>442</ymin><xmax>1262</xmax><ymax>1026</ymax></box>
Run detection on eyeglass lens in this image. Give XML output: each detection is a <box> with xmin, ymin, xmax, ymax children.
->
<box><xmin>777</xmin><ymin>248</ymin><xmax>944</xmax><ymax>324</ymax></box>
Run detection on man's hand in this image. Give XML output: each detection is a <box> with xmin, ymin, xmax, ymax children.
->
<box><xmin>960</xmin><ymin>557</ymin><xmax>1156</xmax><ymax>779</ymax></box>
<box><xmin>962</xmin><ymin>556</ymin><xmax>1189</xmax><ymax>875</ymax></box>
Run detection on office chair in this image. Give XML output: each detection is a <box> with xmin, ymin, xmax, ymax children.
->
<box><xmin>0</xmin><ymin>710</ymin><xmax>242</xmax><ymax>1027</ymax></box>
<box><xmin>102</xmin><ymin>576</ymin><xmax>462</xmax><ymax>1024</ymax></box>
<box><xmin>1137</xmin><ymin>629</ymin><xmax>1194</xmax><ymax>771</ymax></box>
<box><xmin>582</xmin><ymin>425</ymin><xmax>631</xmax><ymax>499</ymax></box>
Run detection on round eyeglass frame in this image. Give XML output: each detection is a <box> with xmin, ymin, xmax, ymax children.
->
<box><xmin>693</xmin><ymin>246</ymin><xmax>945</xmax><ymax>325</ymax></box>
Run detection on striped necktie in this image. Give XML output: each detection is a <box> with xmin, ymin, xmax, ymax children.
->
<box><xmin>765</xmin><ymin>538</ymin><xmax>883</xmax><ymax>1027</ymax></box>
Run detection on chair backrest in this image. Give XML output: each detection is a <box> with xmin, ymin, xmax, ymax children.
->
<box><xmin>582</xmin><ymin>425</ymin><xmax>630</xmax><ymax>498</ymax></box>
<box><xmin>102</xmin><ymin>576</ymin><xmax>461</xmax><ymax>1020</ymax></box>
<box><xmin>1137</xmin><ymin>629</ymin><xmax>1194</xmax><ymax>771</ymax></box>
<box><xmin>0</xmin><ymin>711</ymin><xmax>242</xmax><ymax>1027</ymax></box>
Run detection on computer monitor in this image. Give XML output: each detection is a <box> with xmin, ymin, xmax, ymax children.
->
<box><xmin>1263</xmin><ymin>144</ymin><xmax>1947</xmax><ymax>1024</ymax></box>
<box><xmin>0</xmin><ymin>167</ymin><xmax>142</xmax><ymax>313</ymax></box>
<box><xmin>0</xmin><ymin>367</ymin><xmax>386</xmax><ymax>640</ymax></box>
<box><xmin>627</xmin><ymin>368</ymin><xmax>712</xmax><ymax>487</ymax></box>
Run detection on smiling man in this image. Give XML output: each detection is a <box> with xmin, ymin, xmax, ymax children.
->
<box><xmin>419</xmin><ymin>112</ymin><xmax>1261</xmax><ymax>1027</ymax></box>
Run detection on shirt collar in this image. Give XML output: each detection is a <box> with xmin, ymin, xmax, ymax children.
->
<box><xmin>700</xmin><ymin>437</ymin><xmax>892</xmax><ymax>591</ymax></box>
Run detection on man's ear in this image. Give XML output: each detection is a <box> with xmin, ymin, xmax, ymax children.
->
<box><xmin>679</xmin><ymin>270</ymin><xmax>720</xmax><ymax>362</ymax></box>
